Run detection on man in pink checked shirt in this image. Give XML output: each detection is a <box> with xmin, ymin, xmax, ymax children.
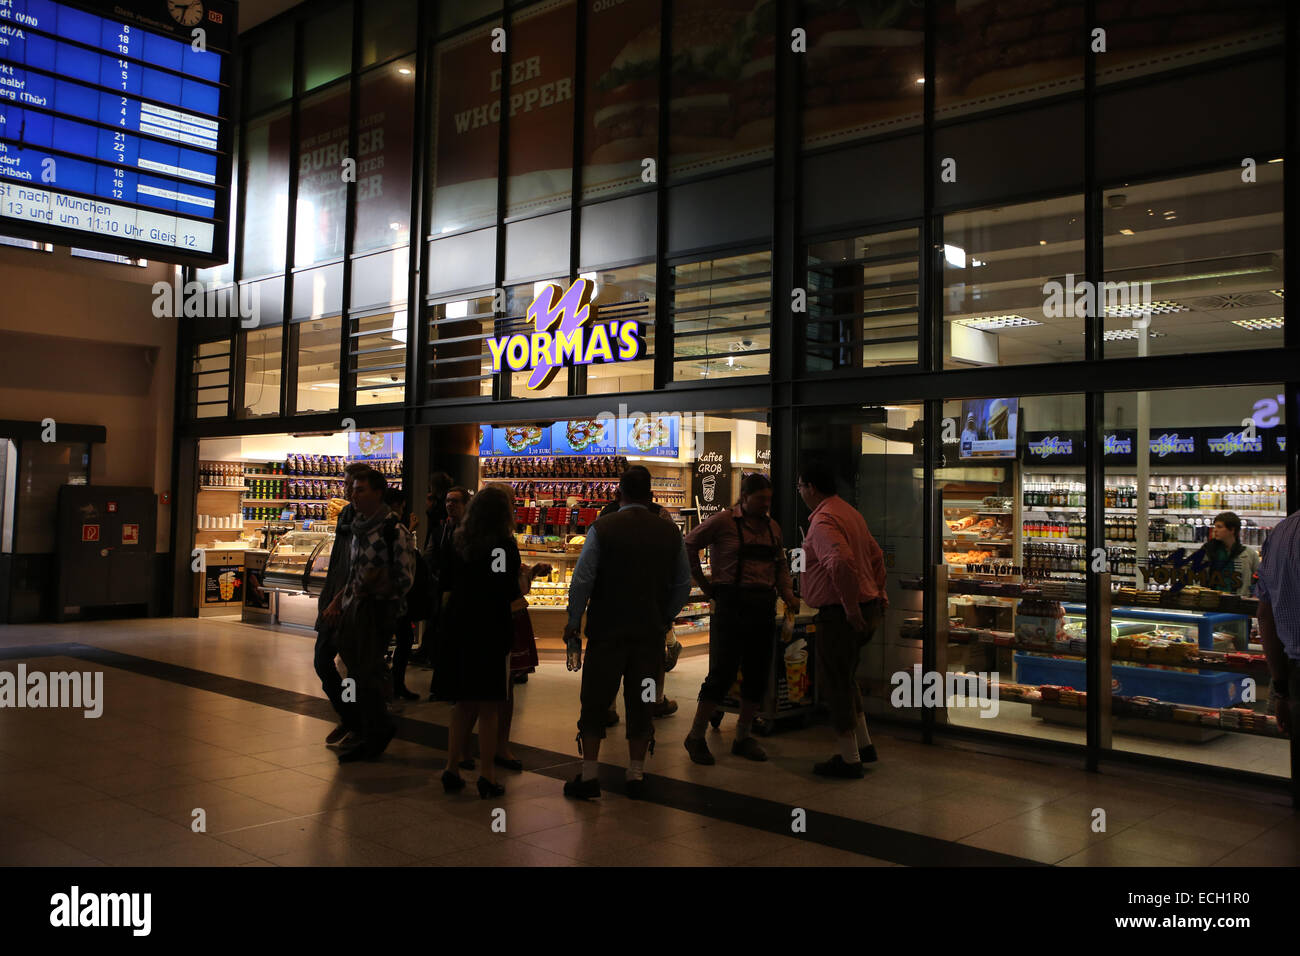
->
<box><xmin>797</xmin><ymin>458</ymin><xmax>889</xmax><ymax>779</ymax></box>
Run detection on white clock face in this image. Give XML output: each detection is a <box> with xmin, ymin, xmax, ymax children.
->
<box><xmin>168</xmin><ymin>0</ymin><xmax>204</xmax><ymax>27</ymax></box>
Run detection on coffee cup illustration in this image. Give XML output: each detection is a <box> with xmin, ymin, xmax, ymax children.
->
<box><xmin>784</xmin><ymin>639</ymin><xmax>808</xmax><ymax>702</ymax></box>
<box><xmin>702</xmin><ymin>474</ymin><xmax>717</xmax><ymax>502</ymax></box>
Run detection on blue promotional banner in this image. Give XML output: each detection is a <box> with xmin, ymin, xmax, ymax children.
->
<box><xmin>619</xmin><ymin>414</ymin><xmax>679</xmax><ymax>458</ymax></box>
<box><xmin>493</xmin><ymin>423</ymin><xmax>551</xmax><ymax>456</ymax></box>
<box><xmin>551</xmin><ymin>418</ymin><xmax>617</xmax><ymax>455</ymax></box>
<box><xmin>347</xmin><ymin>430</ymin><xmax>404</xmax><ymax>460</ymax></box>
<box><xmin>478</xmin><ymin>424</ymin><xmax>493</xmax><ymax>457</ymax></box>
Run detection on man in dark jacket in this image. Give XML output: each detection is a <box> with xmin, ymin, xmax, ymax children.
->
<box><xmin>424</xmin><ymin>486</ymin><xmax>469</xmax><ymax>699</ymax></box>
<box><xmin>322</xmin><ymin>468</ymin><xmax>416</xmax><ymax>763</ymax></box>
<box><xmin>598</xmin><ymin>487</ymin><xmax>680</xmax><ymax>722</ymax></box>
<box><xmin>562</xmin><ymin>466</ymin><xmax>692</xmax><ymax>800</ymax></box>
<box><xmin>316</xmin><ymin>462</ymin><xmax>372</xmax><ymax>749</ymax></box>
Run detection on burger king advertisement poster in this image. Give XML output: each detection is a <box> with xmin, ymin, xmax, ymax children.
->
<box><xmin>431</xmin><ymin>21</ymin><xmax>503</xmax><ymax>232</ymax></box>
<box><xmin>801</xmin><ymin>0</ymin><xmax>924</xmax><ymax>150</ymax></box>
<box><xmin>431</xmin><ymin>1</ymin><xmax>578</xmax><ymax>229</ymax></box>
<box><xmin>668</xmin><ymin>0</ymin><xmax>776</xmax><ymax>177</ymax></box>
<box><xmin>584</xmin><ymin>0</ymin><xmax>663</xmax><ymax>199</ymax></box>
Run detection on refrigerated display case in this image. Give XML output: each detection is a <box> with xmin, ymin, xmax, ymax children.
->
<box><xmin>1015</xmin><ymin>606</ymin><xmax>1256</xmax><ymax>711</ymax></box>
<box><xmin>262</xmin><ymin>529</ymin><xmax>333</xmax><ymax>596</ymax></box>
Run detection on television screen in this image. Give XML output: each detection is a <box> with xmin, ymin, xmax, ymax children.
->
<box><xmin>958</xmin><ymin>398</ymin><xmax>1019</xmax><ymax>460</ymax></box>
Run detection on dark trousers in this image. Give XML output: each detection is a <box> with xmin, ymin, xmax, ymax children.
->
<box><xmin>815</xmin><ymin>600</ymin><xmax>883</xmax><ymax>734</ymax></box>
<box><xmin>698</xmin><ymin>587</ymin><xmax>776</xmax><ymax>705</ymax></box>
<box><xmin>392</xmin><ymin>616</ymin><xmax>415</xmax><ymax>691</ymax></box>
<box><xmin>336</xmin><ymin>599</ymin><xmax>397</xmax><ymax>745</ymax></box>
<box><xmin>314</xmin><ymin>626</ymin><xmax>358</xmax><ymax>731</ymax></box>
<box><xmin>1290</xmin><ymin>660</ymin><xmax>1300</xmax><ymax>808</ymax></box>
<box><xmin>580</xmin><ymin>634</ymin><xmax>662</xmax><ymax>741</ymax></box>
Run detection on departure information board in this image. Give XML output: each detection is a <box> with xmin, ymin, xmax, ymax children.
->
<box><xmin>0</xmin><ymin>0</ymin><xmax>234</xmax><ymax>264</ymax></box>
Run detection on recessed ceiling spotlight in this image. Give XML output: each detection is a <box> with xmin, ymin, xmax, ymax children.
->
<box><xmin>1100</xmin><ymin>328</ymin><xmax>1167</xmax><ymax>341</ymax></box>
<box><xmin>1104</xmin><ymin>300</ymin><xmax>1187</xmax><ymax>317</ymax></box>
<box><xmin>1231</xmin><ymin>317</ymin><xmax>1285</xmax><ymax>331</ymax></box>
<box><xmin>954</xmin><ymin>315</ymin><xmax>1042</xmax><ymax>330</ymax></box>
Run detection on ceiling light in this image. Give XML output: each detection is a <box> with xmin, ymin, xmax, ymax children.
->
<box><xmin>1271</xmin><ymin>289</ymin><xmax>1285</xmax><ymax>298</ymax></box>
<box><xmin>398</xmin><ymin>67</ymin><xmax>412</xmax><ymax>75</ymax></box>
<box><xmin>970</xmin><ymin>258</ymin><xmax>986</xmax><ymax>267</ymax></box>
<box><xmin>1101</xmin><ymin>328</ymin><xmax>1167</xmax><ymax>341</ymax></box>
<box><xmin>1268</xmin><ymin>158</ymin><xmax>1284</xmax><ymax>163</ymax></box>
<box><xmin>1038</xmin><ymin>240</ymin><xmax>1047</xmax><ymax>245</ymax></box>
<box><xmin>955</xmin><ymin>315</ymin><xmax>1042</xmax><ymax>330</ymax></box>
<box><xmin>1231</xmin><ymin>317</ymin><xmax>1285</xmax><ymax>331</ymax></box>
<box><xmin>1119</xmin><ymin>228</ymin><xmax>1135</xmax><ymax>236</ymax></box>
<box><xmin>1104</xmin><ymin>299</ymin><xmax>1188</xmax><ymax>317</ymax></box>
<box><xmin>943</xmin><ymin>244</ymin><xmax>966</xmax><ymax>268</ymax></box>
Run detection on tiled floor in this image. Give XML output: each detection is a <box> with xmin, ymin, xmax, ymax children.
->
<box><xmin>0</xmin><ymin>617</ymin><xmax>1295</xmax><ymax>867</ymax></box>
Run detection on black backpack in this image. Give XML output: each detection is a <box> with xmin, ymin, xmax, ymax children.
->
<box><xmin>381</xmin><ymin>518</ymin><xmax>433</xmax><ymax>619</ymax></box>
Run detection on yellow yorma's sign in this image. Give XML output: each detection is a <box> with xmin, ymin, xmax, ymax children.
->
<box><xmin>487</xmin><ymin>277</ymin><xmax>644</xmax><ymax>390</ymax></box>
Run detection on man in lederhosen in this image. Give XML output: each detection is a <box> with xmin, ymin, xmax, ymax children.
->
<box><xmin>683</xmin><ymin>472</ymin><xmax>798</xmax><ymax>763</ymax></box>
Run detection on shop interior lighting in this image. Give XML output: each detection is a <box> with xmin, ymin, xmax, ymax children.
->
<box><xmin>1231</xmin><ymin>317</ymin><xmax>1285</xmax><ymax>331</ymax></box>
<box><xmin>1104</xmin><ymin>300</ymin><xmax>1188</xmax><ymax>317</ymax></box>
<box><xmin>943</xmin><ymin>244</ymin><xmax>966</xmax><ymax>268</ymax></box>
<box><xmin>1101</xmin><ymin>328</ymin><xmax>1167</xmax><ymax>341</ymax></box>
<box><xmin>954</xmin><ymin>314</ymin><xmax>1041</xmax><ymax>330</ymax></box>
<box><xmin>1119</xmin><ymin>228</ymin><xmax>1135</xmax><ymax>235</ymax></box>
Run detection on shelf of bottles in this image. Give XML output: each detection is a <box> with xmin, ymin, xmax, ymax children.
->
<box><xmin>198</xmin><ymin>461</ymin><xmax>245</xmax><ymax>489</ymax></box>
<box><xmin>1024</xmin><ymin>476</ymin><xmax>1286</xmax><ymax>513</ymax></box>
<box><xmin>1023</xmin><ymin>475</ymin><xmax>1282</xmax><ymax>549</ymax></box>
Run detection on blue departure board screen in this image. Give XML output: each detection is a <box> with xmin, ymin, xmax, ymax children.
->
<box><xmin>0</xmin><ymin>0</ymin><xmax>234</xmax><ymax>263</ymax></box>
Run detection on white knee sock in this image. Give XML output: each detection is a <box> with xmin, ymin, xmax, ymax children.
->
<box><xmin>583</xmin><ymin>759</ymin><xmax>599</xmax><ymax>781</ymax></box>
<box><xmin>837</xmin><ymin>733</ymin><xmax>861</xmax><ymax>763</ymax></box>
<box><xmin>854</xmin><ymin>714</ymin><xmax>872</xmax><ymax>748</ymax></box>
<box><xmin>627</xmin><ymin>759</ymin><xmax>644</xmax><ymax>781</ymax></box>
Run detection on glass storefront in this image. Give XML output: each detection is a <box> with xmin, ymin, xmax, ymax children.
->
<box><xmin>178</xmin><ymin>0</ymin><xmax>1298</xmax><ymax>788</ymax></box>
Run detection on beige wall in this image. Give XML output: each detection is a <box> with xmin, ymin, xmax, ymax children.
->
<box><xmin>0</xmin><ymin>245</ymin><xmax>180</xmax><ymax>551</ymax></box>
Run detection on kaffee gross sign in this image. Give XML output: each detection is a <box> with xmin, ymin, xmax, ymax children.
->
<box><xmin>488</xmin><ymin>277</ymin><xmax>644</xmax><ymax>390</ymax></box>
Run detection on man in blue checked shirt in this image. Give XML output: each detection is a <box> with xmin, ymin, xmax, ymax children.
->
<box><xmin>1255</xmin><ymin>509</ymin><xmax>1300</xmax><ymax>799</ymax></box>
<box><xmin>561</xmin><ymin>465</ymin><xmax>692</xmax><ymax>800</ymax></box>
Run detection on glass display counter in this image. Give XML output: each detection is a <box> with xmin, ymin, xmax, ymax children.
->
<box><xmin>263</xmin><ymin>528</ymin><xmax>333</xmax><ymax>596</ymax></box>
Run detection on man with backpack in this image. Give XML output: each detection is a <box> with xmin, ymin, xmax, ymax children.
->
<box><xmin>315</xmin><ymin>462</ymin><xmax>372</xmax><ymax>750</ymax></box>
<box><xmin>322</xmin><ymin>468</ymin><xmax>417</xmax><ymax>763</ymax></box>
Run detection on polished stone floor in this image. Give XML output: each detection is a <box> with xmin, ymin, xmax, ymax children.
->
<box><xmin>0</xmin><ymin>617</ymin><xmax>1295</xmax><ymax>867</ymax></box>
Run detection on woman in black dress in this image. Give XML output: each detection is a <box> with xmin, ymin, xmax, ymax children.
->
<box><xmin>434</xmin><ymin>484</ymin><xmax>536</xmax><ymax>798</ymax></box>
